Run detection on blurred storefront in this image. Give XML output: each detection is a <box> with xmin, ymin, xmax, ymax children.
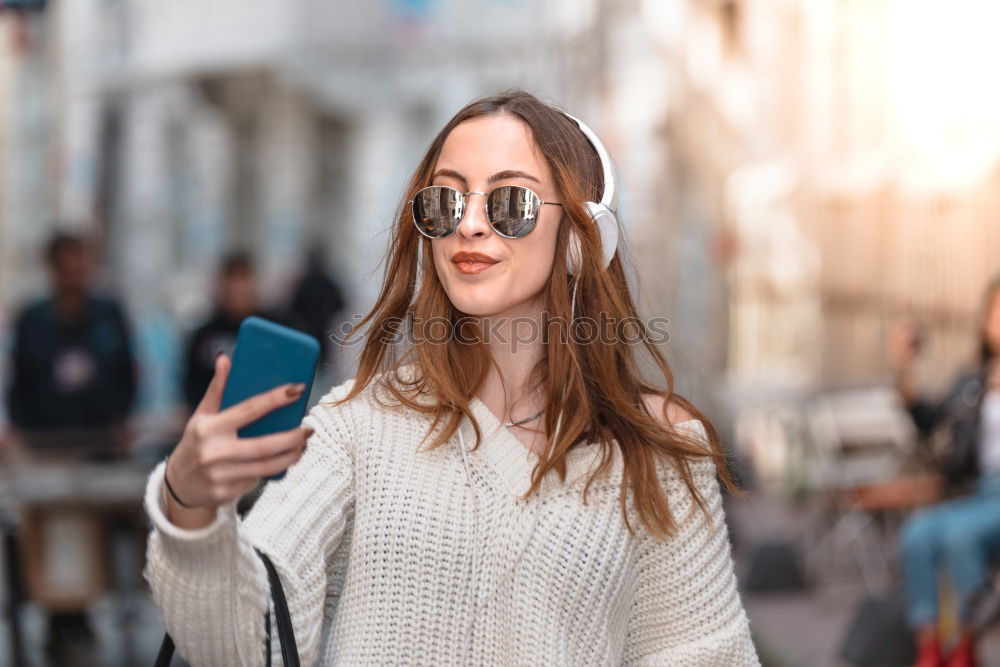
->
<box><xmin>660</xmin><ymin>1</ymin><xmax>1000</xmax><ymax>490</ymax></box>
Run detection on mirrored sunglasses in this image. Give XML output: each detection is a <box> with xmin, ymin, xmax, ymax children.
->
<box><xmin>409</xmin><ymin>185</ymin><xmax>562</xmax><ymax>239</ymax></box>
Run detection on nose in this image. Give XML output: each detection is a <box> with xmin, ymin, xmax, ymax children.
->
<box><xmin>456</xmin><ymin>192</ymin><xmax>491</xmax><ymax>239</ymax></box>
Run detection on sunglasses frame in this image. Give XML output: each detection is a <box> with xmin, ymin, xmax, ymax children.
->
<box><xmin>408</xmin><ymin>184</ymin><xmax>563</xmax><ymax>240</ymax></box>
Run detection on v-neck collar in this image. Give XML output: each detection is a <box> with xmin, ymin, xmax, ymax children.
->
<box><xmin>465</xmin><ymin>395</ymin><xmax>707</xmax><ymax>499</ymax></box>
<box><xmin>466</xmin><ymin>395</ymin><xmax>544</xmax><ymax>498</ymax></box>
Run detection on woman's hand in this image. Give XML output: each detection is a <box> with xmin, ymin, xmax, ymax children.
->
<box><xmin>164</xmin><ymin>352</ymin><xmax>314</xmax><ymax>528</ymax></box>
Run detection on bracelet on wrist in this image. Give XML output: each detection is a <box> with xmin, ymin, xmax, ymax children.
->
<box><xmin>163</xmin><ymin>456</ymin><xmax>198</xmax><ymax>509</ymax></box>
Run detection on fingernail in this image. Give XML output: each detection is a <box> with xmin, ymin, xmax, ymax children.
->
<box><xmin>286</xmin><ymin>383</ymin><xmax>306</xmax><ymax>397</ymax></box>
<box><xmin>216</xmin><ymin>350</ymin><xmax>225</xmax><ymax>360</ymax></box>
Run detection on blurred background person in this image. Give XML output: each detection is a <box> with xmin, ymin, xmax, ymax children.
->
<box><xmin>3</xmin><ymin>230</ymin><xmax>139</xmax><ymax>662</ymax></box>
<box><xmin>4</xmin><ymin>231</ymin><xmax>138</xmax><ymax>450</ymax></box>
<box><xmin>181</xmin><ymin>249</ymin><xmax>300</xmax><ymax>414</ymax></box>
<box><xmin>289</xmin><ymin>245</ymin><xmax>346</xmax><ymax>368</ymax></box>
<box><xmin>891</xmin><ymin>277</ymin><xmax>1000</xmax><ymax>667</ymax></box>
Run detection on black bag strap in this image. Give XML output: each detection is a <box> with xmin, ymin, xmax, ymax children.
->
<box><xmin>257</xmin><ymin>547</ymin><xmax>301</xmax><ymax>667</ymax></box>
<box><xmin>153</xmin><ymin>548</ymin><xmax>299</xmax><ymax>666</ymax></box>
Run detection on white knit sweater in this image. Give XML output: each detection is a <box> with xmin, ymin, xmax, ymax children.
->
<box><xmin>143</xmin><ymin>372</ymin><xmax>760</xmax><ymax>666</ymax></box>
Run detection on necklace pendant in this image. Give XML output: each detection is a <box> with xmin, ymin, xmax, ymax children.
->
<box><xmin>504</xmin><ymin>409</ymin><xmax>544</xmax><ymax>429</ymax></box>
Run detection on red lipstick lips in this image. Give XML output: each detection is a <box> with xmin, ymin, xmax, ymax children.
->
<box><xmin>451</xmin><ymin>251</ymin><xmax>498</xmax><ymax>275</ymax></box>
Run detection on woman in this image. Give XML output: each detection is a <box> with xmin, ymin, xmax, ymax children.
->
<box><xmin>892</xmin><ymin>277</ymin><xmax>1000</xmax><ymax>667</ymax></box>
<box><xmin>145</xmin><ymin>90</ymin><xmax>760</xmax><ymax>666</ymax></box>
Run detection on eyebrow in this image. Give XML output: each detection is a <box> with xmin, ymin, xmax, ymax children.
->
<box><xmin>431</xmin><ymin>168</ymin><xmax>542</xmax><ymax>186</ymax></box>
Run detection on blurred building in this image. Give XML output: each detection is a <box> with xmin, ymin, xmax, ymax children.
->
<box><xmin>6</xmin><ymin>0</ymin><xmax>995</xmax><ymax>443</ymax></box>
<box><xmin>663</xmin><ymin>0</ymin><xmax>1000</xmax><ymax>403</ymax></box>
<box><xmin>2</xmin><ymin>0</ymin><xmax>701</xmax><ymax>433</ymax></box>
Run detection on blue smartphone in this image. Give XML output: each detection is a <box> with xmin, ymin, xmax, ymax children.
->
<box><xmin>218</xmin><ymin>316</ymin><xmax>320</xmax><ymax>481</ymax></box>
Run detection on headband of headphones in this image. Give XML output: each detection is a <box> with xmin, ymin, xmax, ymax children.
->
<box><xmin>559</xmin><ymin>111</ymin><xmax>619</xmax><ymax>213</ymax></box>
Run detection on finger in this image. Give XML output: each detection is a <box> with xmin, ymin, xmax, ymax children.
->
<box><xmin>207</xmin><ymin>426</ymin><xmax>314</xmax><ymax>464</ymax></box>
<box><xmin>209</xmin><ymin>442</ymin><xmax>307</xmax><ymax>485</ymax></box>
<box><xmin>196</xmin><ymin>353</ymin><xmax>231</xmax><ymax>416</ymax></box>
<box><xmin>215</xmin><ymin>382</ymin><xmax>306</xmax><ymax>431</ymax></box>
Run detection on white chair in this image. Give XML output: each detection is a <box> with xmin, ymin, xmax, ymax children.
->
<box><xmin>801</xmin><ymin>385</ymin><xmax>921</xmax><ymax>593</ymax></box>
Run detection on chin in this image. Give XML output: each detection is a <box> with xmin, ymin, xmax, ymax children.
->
<box><xmin>449</xmin><ymin>295</ymin><xmax>507</xmax><ymax>318</ymax></box>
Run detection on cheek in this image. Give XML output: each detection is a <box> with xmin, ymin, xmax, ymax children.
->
<box><xmin>511</xmin><ymin>234</ymin><xmax>558</xmax><ymax>288</ymax></box>
<box><xmin>430</xmin><ymin>242</ymin><xmax>446</xmax><ymax>268</ymax></box>
<box><xmin>503</xmin><ymin>213</ymin><xmax>561</xmax><ymax>296</ymax></box>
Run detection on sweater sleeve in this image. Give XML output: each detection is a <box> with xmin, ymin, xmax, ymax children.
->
<box><xmin>623</xmin><ymin>427</ymin><xmax>759</xmax><ymax>666</ymax></box>
<box><xmin>143</xmin><ymin>379</ymin><xmax>359</xmax><ymax>667</ymax></box>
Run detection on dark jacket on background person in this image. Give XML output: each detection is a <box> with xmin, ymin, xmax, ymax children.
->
<box><xmin>181</xmin><ymin>309</ymin><xmax>303</xmax><ymax>411</ymax></box>
<box><xmin>906</xmin><ymin>363</ymin><xmax>990</xmax><ymax>495</ymax></box>
<box><xmin>5</xmin><ymin>294</ymin><xmax>137</xmax><ymax>429</ymax></box>
<box><xmin>291</xmin><ymin>265</ymin><xmax>345</xmax><ymax>362</ymax></box>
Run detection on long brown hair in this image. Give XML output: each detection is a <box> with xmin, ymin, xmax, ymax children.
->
<box><xmin>330</xmin><ymin>89</ymin><xmax>740</xmax><ymax>539</ymax></box>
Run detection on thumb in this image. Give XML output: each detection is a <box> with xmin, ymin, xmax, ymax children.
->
<box><xmin>196</xmin><ymin>352</ymin><xmax>231</xmax><ymax>415</ymax></box>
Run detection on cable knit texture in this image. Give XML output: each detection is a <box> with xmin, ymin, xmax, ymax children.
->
<box><xmin>143</xmin><ymin>367</ymin><xmax>760</xmax><ymax>666</ymax></box>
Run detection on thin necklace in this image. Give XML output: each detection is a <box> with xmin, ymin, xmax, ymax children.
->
<box><xmin>505</xmin><ymin>409</ymin><xmax>544</xmax><ymax>429</ymax></box>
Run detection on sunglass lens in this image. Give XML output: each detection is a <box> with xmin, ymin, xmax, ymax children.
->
<box><xmin>412</xmin><ymin>186</ymin><xmax>463</xmax><ymax>238</ymax></box>
<box><xmin>487</xmin><ymin>186</ymin><xmax>540</xmax><ymax>238</ymax></box>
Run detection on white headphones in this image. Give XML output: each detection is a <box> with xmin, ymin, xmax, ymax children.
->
<box><xmin>560</xmin><ymin>111</ymin><xmax>621</xmax><ymax>277</ymax></box>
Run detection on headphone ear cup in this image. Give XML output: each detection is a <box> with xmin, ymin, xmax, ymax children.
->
<box><xmin>566</xmin><ymin>204</ymin><xmax>621</xmax><ymax>276</ymax></box>
<box><xmin>584</xmin><ymin>202</ymin><xmax>620</xmax><ymax>271</ymax></box>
